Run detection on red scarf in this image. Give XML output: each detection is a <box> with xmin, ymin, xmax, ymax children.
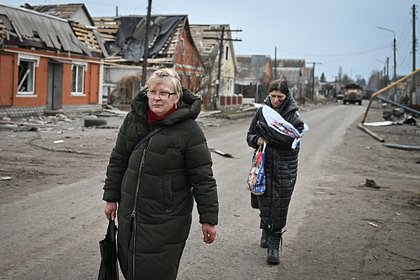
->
<box><xmin>147</xmin><ymin>105</ymin><xmax>177</xmax><ymax>127</ymax></box>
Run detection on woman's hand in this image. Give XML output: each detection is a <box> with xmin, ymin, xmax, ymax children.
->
<box><xmin>202</xmin><ymin>223</ymin><xmax>217</xmax><ymax>244</ymax></box>
<box><xmin>104</xmin><ymin>202</ymin><xmax>117</xmax><ymax>220</ymax></box>
<box><xmin>257</xmin><ymin>137</ymin><xmax>266</xmax><ymax>146</ymax></box>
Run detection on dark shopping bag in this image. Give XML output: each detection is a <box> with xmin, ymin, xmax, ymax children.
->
<box><xmin>98</xmin><ymin>219</ymin><xmax>119</xmax><ymax>280</ymax></box>
<box><xmin>250</xmin><ymin>193</ymin><xmax>259</xmax><ymax>209</ymax></box>
<box><xmin>246</xmin><ymin>142</ymin><xmax>266</xmax><ymax>195</ymax></box>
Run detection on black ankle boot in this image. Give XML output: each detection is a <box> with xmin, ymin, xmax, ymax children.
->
<box><xmin>260</xmin><ymin>229</ymin><xmax>268</xmax><ymax>248</ymax></box>
<box><xmin>267</xmin><ymin>232</ymin><xmax>282</xmax><ymax>265</ymax></box>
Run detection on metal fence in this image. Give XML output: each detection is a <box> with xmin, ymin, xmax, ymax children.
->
<box><xmin>102</xmin><ymin>64</ymin><xmax>144</xmax><ymax>105</ymax></box>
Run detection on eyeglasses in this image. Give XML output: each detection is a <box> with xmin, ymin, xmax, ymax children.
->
<box><xmin>147</xmin><ymin>90</ymin><xmax>176</xmax><ymax>99</ymax></box>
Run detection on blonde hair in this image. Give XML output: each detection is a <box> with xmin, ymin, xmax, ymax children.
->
<box><xmin>146</xmin><ymin>68</ymin><xmax>183</xmax><ymax>98</ymax></box>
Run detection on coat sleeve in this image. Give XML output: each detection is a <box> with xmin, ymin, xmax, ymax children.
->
<box><xmin>246</xmin><ymin>108</ymin><xmax>262</xmax><ymax>150</ymax></box>
<box><xmin>185</xmin><ymin>122</ymin><xmax>219</xmax><ymax>225</ymax></box>
<box><xmin>102</xmin><ymin>114</ymin><xmax>132</xmax><ymax>202</ymax></box>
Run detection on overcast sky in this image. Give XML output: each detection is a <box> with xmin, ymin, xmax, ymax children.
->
<box><xmin>4</xmin><ymin>0</ymin><xmax>419</xmax><ymax>81</ymax></box>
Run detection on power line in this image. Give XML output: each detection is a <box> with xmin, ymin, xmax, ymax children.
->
<box><xmin>275</xmin><ymin>44</ymin><xmax>390</xmax><ymax>58</ymax></box>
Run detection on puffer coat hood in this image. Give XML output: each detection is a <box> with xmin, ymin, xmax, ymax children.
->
<box><xmin>103</xmin><ymin>88</ymin><xmax>218</xmax><ymax>279</ymax></box>
<box><xmin>263</xmin><ymin>93</ymin><xmax>299</xmax><ymax>117</ymax></box>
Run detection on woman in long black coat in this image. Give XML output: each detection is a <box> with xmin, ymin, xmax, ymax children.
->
<box><xmin>246</xmin><ymin>80</ymin><xmax>305</xmax><ymax>264</ymax></box>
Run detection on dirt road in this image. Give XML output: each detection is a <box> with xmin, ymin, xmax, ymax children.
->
<box><xmin>0</xmin><ymin>102</ymin><xmax>419</xmax><ymax>279</ymax></box>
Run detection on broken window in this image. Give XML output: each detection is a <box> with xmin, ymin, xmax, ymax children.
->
<box><xmin>18</xmin><ymin>59</ymin><xmax>35</xmax><ymax>94</ymax></box>
<box><xmin>71</xmin><ymin>64</ymin><xmax>85</xmax><ymax>95</ymax></box>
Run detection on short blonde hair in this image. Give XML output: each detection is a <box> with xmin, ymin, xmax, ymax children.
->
<box><xmin>146</xmin><ymin>68</ymin><xmax>183</xmax><ymax>98</ymax></box>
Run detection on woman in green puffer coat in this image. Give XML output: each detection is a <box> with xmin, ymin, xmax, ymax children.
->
<box><xmin>103</xmin><ymin>68</ymin><xmax>219</xmax><ymax>280</ymax></box>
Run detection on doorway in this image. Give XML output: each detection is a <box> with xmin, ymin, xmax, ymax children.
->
<box><xmin>47</xmin><ymin>62</ymin><xmax>63</xmax><ymax>110</ymax></box>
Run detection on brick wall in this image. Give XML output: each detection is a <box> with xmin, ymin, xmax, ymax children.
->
<box><xmin>1</xmin><ymin>49</ymin><xmax>101</xmax><ymax>110</ymax></box>
<box><xmin>0</xmin><ymin>104</ymin><xmax>101</xmax><ymax>118</ymax></box>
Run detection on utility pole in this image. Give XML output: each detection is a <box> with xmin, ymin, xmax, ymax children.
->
<box><xmin>274</xmin><ymin>47</ymin><xmax>277</xmax><ymax>80</ymax></box>
<box><xmin>203</xmin><ymin>26</ymin><xmax>242</xmax><ymax>110</ymax></box>
<box><xmin>307</xmin><ymin>62</ymin><xmax>321</xmax><ymax>100</ymax></box>
<box><xmin>376</xmin><ymin>58</ymin><xmax>389</xmax><ymax>87</ymax></box>
<box><xmin>377</xmin><ymin>26</ymin><xmax>397</xmax><ymax>98</ymax></box>
<box><xmin>412</xmin><ymin>4</ymin><xmax>417</xmax><ymax>105</ymax></box>
<box><xmin>141</xmin><ymin>0</ymin><xmax>152</xmax><ymax>87</ymax></box>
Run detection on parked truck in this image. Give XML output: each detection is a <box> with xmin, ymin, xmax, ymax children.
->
<box><xmin>342</xmin><ymin>84</ymin><xmax>363</xmax><ymax>105</ymax></box>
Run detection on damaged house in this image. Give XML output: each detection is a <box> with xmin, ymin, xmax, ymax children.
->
<box><xmin>236</xmin><ymin>55</ymin><xmax>272</xmax><ymax>103</ymax></box>
<box><xmin>94</xmin><ymin>15</ymin><xmax>204</xmax><ymax>105</ymax></box>
<box><xmin>190</xmin><ymin>24</ymin><xmax>239</xmax><ymax>109</ymax></box>
<box><xmin>0</xmin><ymin>3</ymin><xmax>105</xmax><ymax>117</ymax></box>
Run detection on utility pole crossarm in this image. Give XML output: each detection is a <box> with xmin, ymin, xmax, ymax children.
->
<box><xmin>203</xmin><ymin>28</ymin><xmax>243</xmax><ymax>32</ymax></box>
<box><xmin>203</xmin><ymin>37</ymin><xmax>242</xmax><ymax>42</ymax></box>
<box><xmin>202</xmin><ymin>26</ymin><xmax>242</xmax><ymax>109</ymax></box>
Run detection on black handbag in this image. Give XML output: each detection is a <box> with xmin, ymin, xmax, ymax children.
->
<box><xmin>98</xmin><ymin>219</ymin><xmax>119</xmax><ymax>280</ymax></box>
<box><xmin>250</xmin><ymin>193</ymin><xmax>259</xmax><ymax>209</ymax></box>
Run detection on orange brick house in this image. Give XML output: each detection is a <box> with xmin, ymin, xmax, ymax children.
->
<box><xmin>0</xmin><ymin>4</ymin><xmax>104</xmax><ymax>117</ymax></box>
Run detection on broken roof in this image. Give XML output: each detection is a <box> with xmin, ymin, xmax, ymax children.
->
<box><xmin>190</xmin><ymin>24</ymin><xmax>238</xmax><ymax>70</ymax></box>
<box><xmin>273</xmin><ymin>59</ymin><xmax>305</xmax><ymax>68</ymax></box>
<box><xmin>274</xmin><ymin>68</ymin><xmax>302</xmax><ymax>84</ymax></box>
<box><xmin>0</xmin><ymin>4</ymin><xmax>92</xmax><ymax>55</ymax></box>
<box><xmin>97</xmin><ymin>15</ymin><xmax>193</xmax><ymax>64</ymax></box>
<box><xmin>25</xmin><ymin>3</ymin><xmax>95</xmax><ymax>26</ymax></box>
<box><xmin>93</xmin><ymin>17</ymin><xmax>119</xmax><ymax>43</ymax></box>
<box><xmin>190</xmin><ymin>24</ymin><xmax>223</xmax><ymax>59</ymax></box>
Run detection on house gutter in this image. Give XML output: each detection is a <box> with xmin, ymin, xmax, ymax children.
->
<box><xmin>3</xmin><ymin>48</ymin><xmax>103</xmax><ymax>65</ymax></box>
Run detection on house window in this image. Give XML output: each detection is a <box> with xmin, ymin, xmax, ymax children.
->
<box><xmin>72</xmin><ymin>64</ymin><xmax>85</xmax><ymax>95</ymax></box>
<box><xmin>181</xmin><ymin>39</ymin><xmax>185</xmax><ymax>55</ymax></box>
<box><xmin>18</xmin><ymin>60</ymin><xmax>35</xmax><ymax>94</ymax></box>
<box><xmin>225</xmin><ymin>46</ymin><xmax>229</xmax><ymax>60</ymax></box>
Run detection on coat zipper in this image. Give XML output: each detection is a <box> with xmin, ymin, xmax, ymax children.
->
<box><xmin>130</xmin><ymin>137</ymin><xmax>152</xmax><ymax>280</ymax></box>
<box><xmin>269</xmin><ymin>149</ymin><xmax>275</xmax><ymax>232</ymax></box>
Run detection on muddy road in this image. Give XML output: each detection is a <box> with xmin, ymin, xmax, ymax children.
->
<box><xmin>0</xmin><ymin>103</ymin><xmax>419</xmax><ymax>279</ymax></box>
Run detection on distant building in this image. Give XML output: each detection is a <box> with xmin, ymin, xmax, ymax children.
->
<box><xmin>272</xmin><ymin>59</ymin><xmax>315</xmax><ymax>99</ymax></box>
<box><xmin>236</xmin><ymin>55</ymin><xmax>272</xmax><ymax>103</ymax></box>
<box><xmin>190</xmin><ymin>24</ymin><xmax>238</xmax><ymax>109</ymax></box>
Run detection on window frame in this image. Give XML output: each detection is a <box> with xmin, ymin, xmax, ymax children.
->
<box><xmin>71</xmin><ymin>63</ymin><xmax>87</xmax><ymax>96</ymax></box>
<box><xmin>17</xmin><ymin>55</ymin><xmax>39</xmax><ymax>96</ymax></box>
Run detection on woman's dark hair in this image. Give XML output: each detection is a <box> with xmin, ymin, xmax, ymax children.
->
<box><xmin>269</xmin><ymin>79</ymin><xmax>289</xmax><ymax>94</ymax></box>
